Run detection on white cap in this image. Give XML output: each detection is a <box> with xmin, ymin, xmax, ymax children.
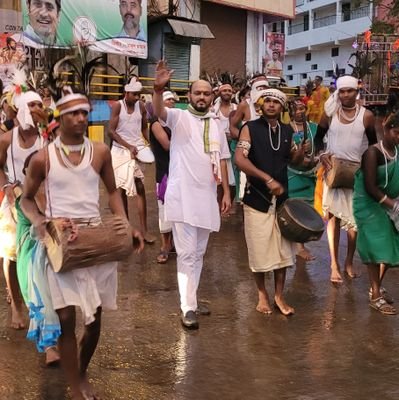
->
<box><xmin>125</xmin><ymin>77</ymin><xmax>143</xmax><ymax>92</ymax></box>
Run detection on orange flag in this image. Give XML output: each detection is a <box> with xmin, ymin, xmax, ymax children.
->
<box><xmin>364</xmin><ymin>30</ymin><xmax>371</xmax><ymax>46</ymax></box>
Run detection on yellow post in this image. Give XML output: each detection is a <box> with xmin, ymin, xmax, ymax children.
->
<box><xmin>88</xmin><ymin>125</ymin><xmax>104</xmax><ymax>143</ymax></box>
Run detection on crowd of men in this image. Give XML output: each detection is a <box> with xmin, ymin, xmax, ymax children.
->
<box><xmin>0</xmin><ymin>66</ymin><xmax>398</xmax><ymax>399</ymax></box>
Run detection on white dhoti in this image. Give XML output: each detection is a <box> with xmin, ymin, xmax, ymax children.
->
<box><xmin>244</xmin><ymin>204</ymin><xmax>294</xmax><ymax>272</ymax></box>
<box><xmin>47</xmin><ymin>262</ymin><xmax>118</xmax><ymax>325</ymax></box>
<box><xmin>172</xmin><ymin>222</ymin><xmax>210</xmax><ymax>315</ymax></box>
<box><xmin>111</xmin><ymin>146</ymin><xmax>144</xmax><ymax>197</ymax></box>
<box><xmin>322</xmin><ymin>183</ymin><xmax>356</xmax><ymax>231</ymax></box>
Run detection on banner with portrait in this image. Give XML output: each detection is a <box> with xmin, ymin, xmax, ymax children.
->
<box><xmin>0</xmin><ymin>33</ymin><xmax>27</xmax><ymax>88</ymax></box>
<box><xmin>9</xmin><ymin>0</ymin><xmax>148</xmax><ymax>59</ymax></box>
<box><xmin>264</xmin><ymin>32</ymin><xmax>285</xmax><ymax>78</ymax></box>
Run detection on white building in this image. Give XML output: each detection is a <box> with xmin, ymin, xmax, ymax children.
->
<box><xmin>268</xmin><ymin>0</ymin><xmax>373</xmax><ymax>86</ymax></box>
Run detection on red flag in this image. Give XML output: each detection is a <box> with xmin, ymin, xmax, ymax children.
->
<box><xmin>393</xmin><ymin>39</ymin><xmax>399</xmax><ymax>51</ymax></box>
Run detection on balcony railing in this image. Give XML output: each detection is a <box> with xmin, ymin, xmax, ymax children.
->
<box><xmin>288</xmin><ymin>22</ymin><xmax>307</xmax><ymax>35</ymax></box>
<box><xmin>313</xmin><ymin>14</ymin><xmax>336</xmax><ymax>29</ymax></box>
<box><xmin>342</xmin><ymin>6</ymin><xmax>370</xmax><ymax>22</ymax></box>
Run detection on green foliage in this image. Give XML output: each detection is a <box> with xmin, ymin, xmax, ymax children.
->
<box><xmin>348</xmin><ymin>49</ymin><xmax>377</xmax><ymax>79</ymax></box>
<box><xmin>371</xmin><ymin>20</ymin><xmax>395</xmax><ymax>34</ymax></box>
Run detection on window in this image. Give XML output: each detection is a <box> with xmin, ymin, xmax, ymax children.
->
<box><xmin>305</xmin><ymin>53</ymin><xmax>311</xmax><ymax>61</ymax></box>
<box><xmin>311</xmin><ymin>64</ymin><xmax>318</xmax><ymax>70</ymax></box>
<box><xmin>332</xmin><ymin>47</ymin><xmax>339</xmax><ymax>57</ymax></box>
<box><xmin>338</xmin><ymin>68</ymin><xmax>346</xmax><ymax>75</ymax></box>
<box><xmin>325</xmin><ymin>70</ymin><xmax>334</xmax><ymax>77</ymax></box>
<box><xmin>272</xmin><ymin>23</ymin><xmax>277</xmax><ymax>32</ymax></box>
<box><xmin>342</xmin><ymin>3</ymin><xmax>351</xmax><ymax>21</ymax></box>
<box><xmin>280</xmin><ymin>22</ymin><xmax>285</xmax><ymax>33</ymax></box>
<box><xmin>304</xmin><ymin>14</ymin><xmax>309</xmax><ymax>31</ymax></box>
<box><xmin>287</xmin><ymin>75</ymin><xmax>293</xmax><ymax>81</ymax></box>
<box><xmin>287</xmin><ymin>65</ymin><xmax>293</xmax><ymax>71</ymax></box>
<box><xmin>301</xmin><ymin>73</ymin><xmax>307</xmax><ymax>79</ymax></box>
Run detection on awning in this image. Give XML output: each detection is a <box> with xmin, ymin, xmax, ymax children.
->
<box><xmin>203</xmin><ymin>0</ymin><xmax>295</xmax><ymax>19</ymax></box>
<box><xmin>167</xmin><ymin>19</ymin><xmax>215</xmax><ymax>39</ymax></box>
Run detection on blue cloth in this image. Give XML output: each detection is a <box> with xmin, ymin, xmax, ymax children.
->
<box><xmin>26</xmin><ymin>239</ymin><xmax>61</xmax><ymax>353</ymax></box>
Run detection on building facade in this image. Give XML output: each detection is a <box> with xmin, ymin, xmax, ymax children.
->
<box><xmin>145</xmin><ymin>0</ymin><xmax>295</xmax><ymax>81</ymax></box>
<box><xmin>271</xmin><ymin>0</ymin><xmax>373</xmax><ymax>86</ymax></box>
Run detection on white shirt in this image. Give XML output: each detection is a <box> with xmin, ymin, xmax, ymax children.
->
<box><xmin>163</xmin><ymin>108</ymin><xmax>230</xmax><ymax>232</ymax></box>
<box><xmin>114</xmin><ymin>100</ymin><xmax>145</xmax><ymax>148</ymax></box>
<box><xmin>326</xmin><ymin>106</ymin><xmax>368</xmax><ymax>163</ymax></box>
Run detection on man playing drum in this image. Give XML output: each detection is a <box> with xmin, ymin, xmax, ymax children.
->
<box><xmin>21</xmin><ymin>89</ymin><xmax>144</xmax><ymax>400</ymax></box>
<box><xmin>152</xmin><ymin>61</ymin><xmax>231</xmax><ymax>329</ymax></box>
<box><xmin>235</xmin><ymin>89</ymin><xmax>309</xmax><ymax>316</ymax></box>
<box><xmin>108</xmin><ymin>76</ymin><xmax>156</xmax><ymax>243</ymax></box>
<box><xmin>315</xmin><ymin>75</ymin><xmax>377</xmax><ymax>283</ymax></box>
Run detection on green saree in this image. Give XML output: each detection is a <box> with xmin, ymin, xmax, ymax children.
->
<box><xmin>353</xmin><ymin>159</ymin><xmax>399</xmax><ymax>265</ymax></box>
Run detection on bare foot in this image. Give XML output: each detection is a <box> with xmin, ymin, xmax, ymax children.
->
<box><xmin>274</xmin><ymin>297</ymin><xmax>295</xmax><ymax>316</ymax></box>
<box><xmin>256</xmin><ymin>292</ymin><xmax>272</xmax><ymax>315</ymax></box>
<box><xmin>10</xmin><ymin>305</ymin><xmax>26</xmax><ymax>330</ymax></box>
<box><xmin>330</xmin><ymin>269</ymin><xmax>343</xmax><ymax>284</ymax></box>
<box><xmin>297</xmin><ymin>248</ymin><xmax>316</xmax><ymax>261</ymax></box>
<box><xmin>80</xmin><ymin>377</ymin><xmax>101</xmax><ymax>400</ymax></box>
<box><xmin>256</xmin><ymin>303</ymin><xmax>273</xmax><ymax>315</ymax></box>
<box><xmin>45</xmin><ymin>346</ymin><xmax>60</xmax><ymax>367</ymax></box>
<box><xmin>345</xmin><ymin>264</ymin><xmax>360</xmax><ymax>279</ymax></box>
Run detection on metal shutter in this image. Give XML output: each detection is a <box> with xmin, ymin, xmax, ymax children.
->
<box><xmin>164</xmin><ymin>39</ymin><xmax>190</xmax><ymax>90</ymax></box>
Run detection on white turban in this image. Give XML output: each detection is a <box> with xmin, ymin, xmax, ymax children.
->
<box><xmin>324</xmin><ymin>75</ymin><xmax>359</xmax><ymax>117</ymax></box>
<box><xmin>56</xmin><ymin>86</ymin><xmax>91</xmax><ymax>116</ymax></box>
<box><xmin>255</xmin><ymin>88</ymin><xmax>287</xmax><ymax>106</ymax></box>
<box><xmin>124</xmin><ymin>77</ymin><xmax>143</xmax><ymax>92</ymax></box>
<box><xmin>15</xmin><ymin>91</ymin><xmax>43</xmax><ymax>130</ymax></box>
<box><xmin>250</xmin><ymin>79</ymin><xmax>269</xmax><ymax>104</ymax></box>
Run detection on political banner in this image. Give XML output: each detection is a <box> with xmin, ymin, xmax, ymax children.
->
<box><xmin>264</xmin><ymin>32</ymin><xmax>285</xmax><ymax>78</ymax></box>
<box><xmin>8</xmin><ymin>0</ymin><xmax>147</xmax><ymax>58</ymax></box>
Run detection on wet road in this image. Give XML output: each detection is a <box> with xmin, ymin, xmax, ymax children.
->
<box><xmin>1</xmin><ymin>164</ymin><xmax>399</xmax><ymax>400</ymax></box>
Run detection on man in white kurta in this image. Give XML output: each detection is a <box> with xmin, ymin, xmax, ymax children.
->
<box><xmin>152</xmin><ymin>61</ymin><xmax>231</xmax><ymax>329</ymax></box>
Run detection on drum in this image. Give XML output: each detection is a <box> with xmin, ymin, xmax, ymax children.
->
<box><xmin>44</xmin><ymin>215</ymin><xmax>133</xmax><ymax>273</ymax></box>
<box><xmin>325</xmin><ymin>156</ymin><xmax>360</xmax><ymax>189</ymax></box>
<box><xmin>277</xmin><ymin>199</ymin><xmax>324</xmax><ymax>243</ymax></box>
<box><xmin>136</xmin><ymin>146</ymin><xmax>155</xmax><ymax>163</ymax></box>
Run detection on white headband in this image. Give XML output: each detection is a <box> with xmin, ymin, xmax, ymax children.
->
<box><xmin>257</xmin><ymin>88</ymin><xmax>287</xmax><ymax>106</ymax></box>
<box><xmin>16</xmin><ymin>91</ymin><xmax>43</xmax><ymax>130</ymax></box>
<box><xmin>56</xmin><ymin>87</ymin><xmax>91</xmax><ymax>116</ymax></box>
<box><xmin>337</xmin><ymin>76</ymin><xmax>358</xmax><ymax>91</ymax></box>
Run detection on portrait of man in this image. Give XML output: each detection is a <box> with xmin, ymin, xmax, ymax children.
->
<box><xmin>117</xmin><ymin>0</ymin><xmax>146</xmax><ymax>41</ymax></box>
<box><xmin>23</xmin><ymin>0</ymin><xmax>61</xmax><ymax>45</ymax></box>
<box><xmin>0</xmin><ymin>37</ymin><xmax>26</xmax><ymax>65</ymax></box>
<box><xmin>266</xmin><ymin>51</ymin><xmax>283</xmax><ymax>78</ymax></box>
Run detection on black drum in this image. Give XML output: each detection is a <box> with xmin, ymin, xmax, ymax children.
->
<box><xmin>277</xmin><ymin>199</ymin><xmax>324</xmax><ymax>243</ymax></box>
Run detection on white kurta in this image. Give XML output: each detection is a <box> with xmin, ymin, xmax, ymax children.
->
<box><xmin>163</xmin><ymin>108</ymin><xmax>230</xmax><ymax>232</ymax></box>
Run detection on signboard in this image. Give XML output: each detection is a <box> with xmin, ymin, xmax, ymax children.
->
<box><xmin>203</xmin><ymin>0</ymin><xmax>295</xmax><ymax>19</ymax></box>
<box><xmin>264</xmin><ymin>32</ymin><xmax>285</xmax><ymax>78</ymax></box>
<box><xmin>4</xmin><ymin>0</ymin><xmax>148</xmax><ymax>59</ymax></box>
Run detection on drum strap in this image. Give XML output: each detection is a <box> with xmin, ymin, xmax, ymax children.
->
<box><xmin>45</xmin><ymin>147</ymin><xmax>53</xmax><ymax>218</ymax></box>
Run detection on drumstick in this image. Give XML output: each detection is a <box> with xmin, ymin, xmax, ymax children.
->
<box><xmin>246</xmin><ymin>183</ymin><xmax>272</xmax><ymax>204</ymax></box>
